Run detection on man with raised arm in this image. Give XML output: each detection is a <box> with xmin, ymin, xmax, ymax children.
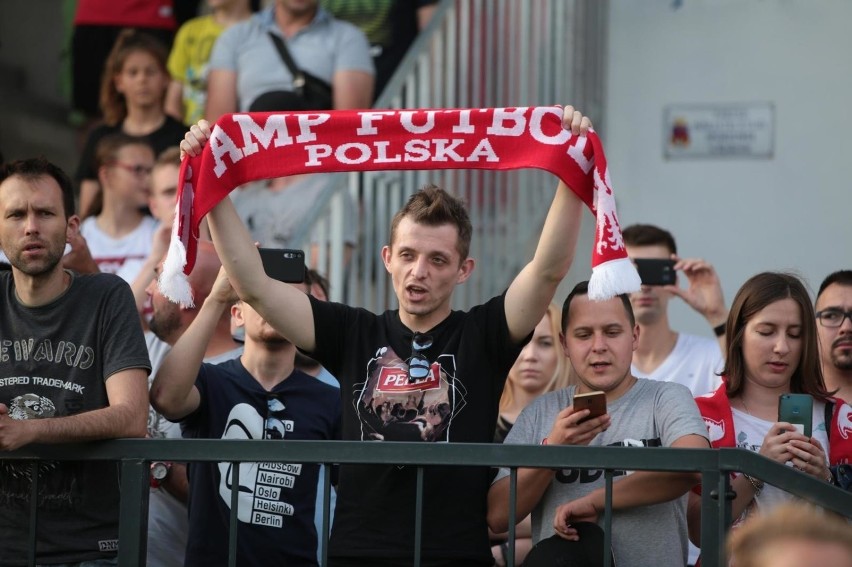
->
<box><xmin>0</xmin><ymin>158</ymin><xmax>150</xmax><ymax>566</ymax></box>
<box><xmin>179</xmin><ymin>105</ymin><xmax>588</xmax><ymax>564</ymax></box>
<box><xmin>150</xmin><ymin>267</ymin><xmax>340</xmax><ymax>566</ymax></box>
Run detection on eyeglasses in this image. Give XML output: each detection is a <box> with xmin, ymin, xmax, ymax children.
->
<box><xmin>110</xmin><ymin>162</ymin><xmax>153</xmax><ymax>178</ymax></box>
<box><xmin>816</xmin><ymin>309</ymin><xmax>852</xmax><ymax>328</ymax></box>
<box><xmin>407</xmin><ymin>332</ymin><xmax>434</xmax><ymax>383</ymax></box>
<box><xmin>264</xmin><ymin>394</ymin><xmax>287</xmax><ymax>439</ymax></box>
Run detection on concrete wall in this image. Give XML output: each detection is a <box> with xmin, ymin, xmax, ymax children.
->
<box><xmin>605</xmin><ymin>0</ymin><xmax>852</xmax><ymax>336</ymax></box>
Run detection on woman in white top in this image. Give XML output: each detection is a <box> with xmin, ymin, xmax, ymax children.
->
<box><xmin>688</xmin><ymin>272</ymin><xmax>836</xmax><ymax>547</ymax></box>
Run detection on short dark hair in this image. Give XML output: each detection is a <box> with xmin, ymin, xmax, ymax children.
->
<box><xmin>721</xmin><ymin>272</ymin><xmax>830</xmax><ymax>401</ymax></box>
<box><xmin>817</xmin><ymin>270</ymin><xmax>852</xmax><ymax>300</ymax></box>
<box><xmin>304</xmin><ymin>268</ymin><xmax>330</xmax><ymax>299</ymax></box>
<box><xmin>0</xmin><ymin>157</ymin><xmax>76</xmax><ymax>218</ymax></box>
<box><xmin>561</xmin><ymin>280</ymin><xmax>635</xmax><ymax>333</ymax></box>
<box><xmin>622</xmin><ymin>224</ymin><xmax>678</xmax><ymax>255</ymax></box>
<box><xmin>389</xmin><ymin>184</ymin><xmax>473</xmax><ymax>261</ymax></box>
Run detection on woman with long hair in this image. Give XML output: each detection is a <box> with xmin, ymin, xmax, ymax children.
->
<box><xmin>75</xmin><ymin>29</ymin><xmax>186</xmax><ymax>219</ymax></box>
<box><xmin>491</xmin><ymin>303</ymin><xmax>572</xmax><ymax>567</ymax></box>
<box><xmin>688</xmin><ymin>272</ymin><xmax>849</xmax><ymax>547</ymax></box>
<box><xmin>495</xmin><ymin>302</ymin><xmax>573</xmax><ymax>443</ymax></box>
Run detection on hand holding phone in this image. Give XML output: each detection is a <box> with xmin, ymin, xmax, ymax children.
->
<box><xmin>259</xmin><ymin>248</ymin><xmax>306</xmax><ymax>283</ymax></box>
<box><xmin>573</xmin><ymin>391</ymin><xmax>607</xmax><ymax>424</ymax></box>
<box><xmin>778</xmin><ymin>393</ymin><xmax>813</xmax><ymax>437</ymax></box>
<box><xmin>634</xmin><ymin>258</ymin><xmax>677</xmax><ymax>286</ymax></box>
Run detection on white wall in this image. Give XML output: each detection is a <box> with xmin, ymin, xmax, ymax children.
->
<box><xmin>605</xmin><ymin>0</ymin><xmax>852</xmax><ymax>336</ymax></box>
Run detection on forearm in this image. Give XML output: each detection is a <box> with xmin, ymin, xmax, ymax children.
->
<box><xmin>131</xmin><ymin>255</ymin><xmax>159</xmax><ymax>314</ymax></box>
<box><xmin>588</xmin><ymin>470</ymin><xmax>702</xmax><ymax>512</ymax></box>
<box><xmin>151</xmin><ymin>295</ymin><xmax>226</xmax><ymax>418</ymax></box>
<box><xmin>28</xmin><ymin>402</ymin><xmax>147</xmax><ymax>443</ymax></box>
<box><xmin>487</xmin><ymin>467</ymin><xmax>556</xmax><ymax>532</ymax></box>
<box><xmin>207</xmin><ymin>199</ymin><xmax>270</xmax><ymax>304</ymax></box>
<box><xmin>531</xmin><ymin>182</ymin><xmax>583</xmax><ymax>284</ymax></box>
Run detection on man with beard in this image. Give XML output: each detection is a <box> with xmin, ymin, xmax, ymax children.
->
<box><xmin>0</xmin><ymin>158</ymin><xmax>149</xmax><ymax>565</ymax></box>
<box><xmin>143</xmin><ymin>239</ymin><xmax>242</xmax><ymax>567</ymax></box>
<box><xmin>151</xmin><ymin>267</ymin><xmax>340</xmax><ymax>566</ymax></box>
<box><xmin>814</xmin><ymin>270</ymin><xmax>852</xmax><ymax>490</ymax></box>
<box><xmin>816</xmin><ymin>270</ymin><xmax>852</xmax><ymax>404</ymax></box>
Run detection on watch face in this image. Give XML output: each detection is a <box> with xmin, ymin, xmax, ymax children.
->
<box><xmin>151</xmin><ymin>462</ymin><xmax>169</xmax><ymax>480</ymax></box>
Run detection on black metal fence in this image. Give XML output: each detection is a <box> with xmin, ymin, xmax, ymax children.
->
<box><xmin>4</xmin><ymin>440</ymin><xmax>851</xmax><ymax>566</ymax></box>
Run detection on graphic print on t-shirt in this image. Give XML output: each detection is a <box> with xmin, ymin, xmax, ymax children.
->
<box><xmin>0</xmin><ymin>393</ymin><xmax>76</xmax><ymax>508</ymax></box>
<box><xmin>354</xmin><ymin>345</ymin><xmax>466</xmax><ymax>442</ymax></box>
<box><xmin>217</xmin><ymin>403</ymin><xmax>301</xmax><ymax>529</ymax></box>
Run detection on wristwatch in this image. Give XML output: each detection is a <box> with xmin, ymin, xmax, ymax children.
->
<box><xmin>150</xmin><ymin>461</ymin><xmax>172</xmax><ymax>489</ymax></box>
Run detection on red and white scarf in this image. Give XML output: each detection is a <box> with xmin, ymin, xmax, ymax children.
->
<box><xmin>160</xmin><ymin>107</ymin><xmax>640</xmax><ymax>305</ymax></box>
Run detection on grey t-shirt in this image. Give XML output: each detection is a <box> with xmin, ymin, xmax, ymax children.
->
<box><xmin>0</xmin><ymin>271</ymin><xmax>150</xmax><ymax>565</ymax></box>
<box><xmin>495</xmin><ymin>379</ymin><xmax>707</xmax><ymax>567</ymax></box>
<box><xmin>208</xmin><ymin>7</ymin><xmax>374</xmax><ymax>111</ymax></box>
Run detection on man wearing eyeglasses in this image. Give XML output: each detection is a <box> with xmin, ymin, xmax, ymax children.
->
<box><xmin>78</xmin><ymin>133</ymin><xmax>159</xmax><ymax>283</ymax></box>
<box><xmin>814</xmin><ymin>270</ymin><xmax>852</xmax><ymax>490</ymax></box>
<box><xmin>816</xmin><ymin>270</ymin><xmax>852</xmax><ymax>404</ymax></box>
<box><xmin>180</xmin><ymin>105</ymin><xmax>590</xmax><ymax>565</ymax></box>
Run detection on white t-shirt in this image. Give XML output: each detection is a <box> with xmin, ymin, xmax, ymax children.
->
<box><xmin>80</xmin><ymin>215</ymin><xmax>159</xmax><ymax>283</ymax></box>
<box><xmin>632</xmin><ymin>333</ymin><xmax>724</xmax><ymax>397</ymax></box>
<box><xmin>731</xmin><ymin>404</ymin><xmax>830</xmax><ymax>517</ymax></box>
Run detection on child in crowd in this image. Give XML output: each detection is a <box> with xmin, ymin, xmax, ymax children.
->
<box><xmin>75</xmin><ymin>29</ymin><xmax>186</xmax><ymax>219</ymax></box>
<box><xmin>79</xmin><ymin>133</ymin><xmax>157</xmax><ymax>283</ymax></box>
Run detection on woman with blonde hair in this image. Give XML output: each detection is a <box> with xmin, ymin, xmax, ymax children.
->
<box><xmin>495</xmin><ymin>302</ymin><xmax>572</xmax><ymax>443</ymax></box>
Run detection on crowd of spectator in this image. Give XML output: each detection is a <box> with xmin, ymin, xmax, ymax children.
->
<box><xmin>1</xmin><ymin>1</ymin><xmax>850</xmax><ymax>566</ymax></box>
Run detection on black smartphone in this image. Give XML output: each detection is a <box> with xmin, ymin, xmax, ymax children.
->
<box><xmin>258</xmin><ymin>248</ymin><xmax>306</xmax><ymax>283</ymax></box>
<box><xmin>778</xmin><ymin>393</ymin><xmax>813</xmax><ymax>437</ymax></box>
<box><xmin>634</xmin><ymin>258</ymin><xmax>676</xmax><ymax>286</ymax></box>
<box><xmin>573</xmin><ymin>391</ymin><xmax>607</xmax><ymax>423</ymax></box>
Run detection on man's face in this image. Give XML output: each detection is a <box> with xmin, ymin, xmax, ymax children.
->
<box><xmin>815</xmin><ymin>283</ymin><xmax>852</xmax><ymax>373</ymax></box>
<box><xmin>149</xmin><ymin>163</ymin><xmax>179</xmax><ymax>226</ymax></box>
<box><xmin>0</xmin><ymin>174</ymin><xmax>77</xmax><ymax>277</ymax></box>
<box><xmin>561</xmin><ymin>294</ymin><xmax>638</xmax><ymax>395</ymax></box>
<box><xmin>625</xmin><ymin>243</ymin><xmax>674</xmax><ymax>326</ymax></box>
<box><xmin>234</xmin><ymin>300</ymin><xmax>289</xmax><ymax>345</ymax></box>
<box><xmin>381</xmin><ymin>217</ymin><xmax>473</xmax><ymax>327</ymax></box>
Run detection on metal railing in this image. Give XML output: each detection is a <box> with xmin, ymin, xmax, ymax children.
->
<box><xmin>4</xmin><ymin>441</ymin><xmax>850</xmax><ymax>567</ymax></box>
<box><xmin>298</xmin><ymin>0</ymin><xmax>608</xmax><ymax>308</ymax></box>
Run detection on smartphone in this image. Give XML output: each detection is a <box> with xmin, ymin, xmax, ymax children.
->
<box><xmin>634</xmin><ymin>258</ymin><xmax>677</xmax><ymax>286</ymax></box>
<box><xmin>778</xmin><ymin>393</ymin><xmax>813</xmax><ymax>437</ymax></box>
<box><xmin>573</xmin><ymin>391</ymin><xmax>607</xmax><ymax>423</ymax></box>
<box><xmin>259</xmin><ymin>248</ymin><xmax>306</xmax><ymax>283</ymax></box>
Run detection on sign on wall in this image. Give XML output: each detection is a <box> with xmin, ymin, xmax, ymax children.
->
<box><xmin>663</xmin><ymin>102</ymin><xmax>774</xmax><ymax>159</ymax></box>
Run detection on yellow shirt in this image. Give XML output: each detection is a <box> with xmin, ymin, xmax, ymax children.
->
<box><xmin>167</xmin><ymin>15</ymin><xmax>224</xmax><ymax>125</ymax></box>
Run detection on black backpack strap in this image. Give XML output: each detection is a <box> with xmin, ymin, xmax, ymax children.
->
<box><xmin>267</xmin><ymin>32</ymin><xmax>306</xmax><ymax>89</ymax></box>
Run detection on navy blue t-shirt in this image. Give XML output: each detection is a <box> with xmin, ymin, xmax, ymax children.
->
<box><xmin>181</xmin><ymin>358</ymin><xmax>341</xmax><ymax>567</ymax></box>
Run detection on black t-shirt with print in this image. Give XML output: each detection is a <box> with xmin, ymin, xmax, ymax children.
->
<box><xmin>309</xmin><ymin>293</ymin><xmax>524</xmax><ymax>565</ymax></box>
